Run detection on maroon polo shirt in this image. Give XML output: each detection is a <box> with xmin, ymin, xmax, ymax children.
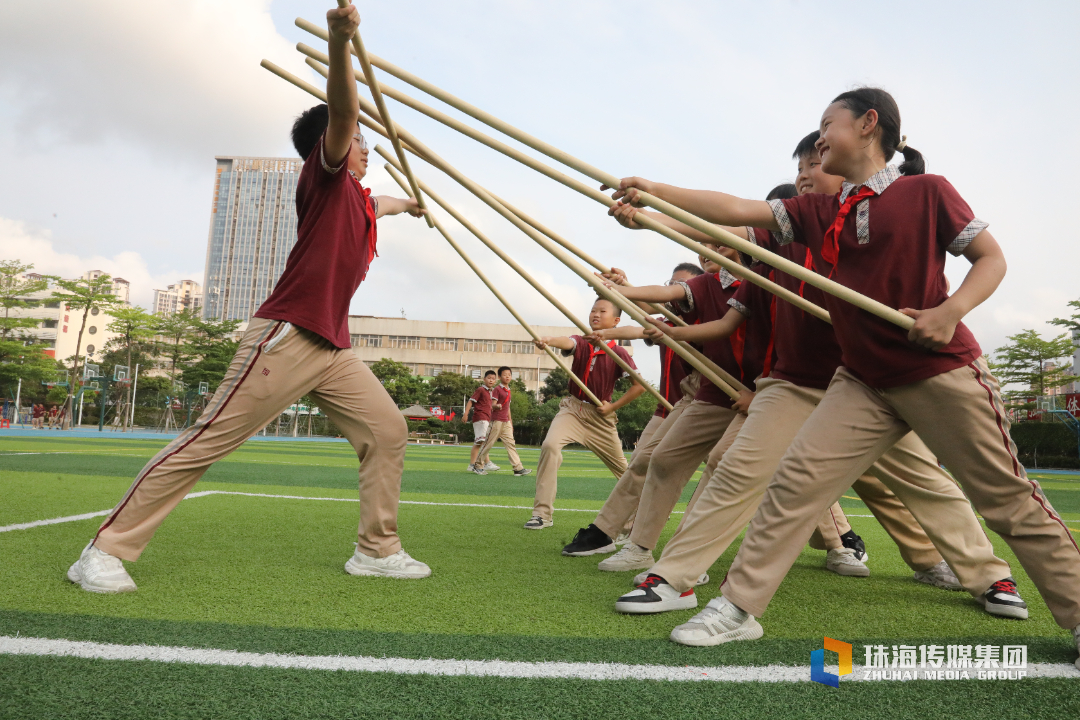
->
<box><xmin>469</xmin><ymin>386</ymin><xmax>493</xmax><ymax>422</ymax></box>
<box><xmin>652</xmin><ymin>322</ymin><xmax>692</xmax><ymax>418</ymax></box>
<box><xmin>491</xmin><ymin>385</ymin><xmax>511</xmax><ymax>422</ymax></box>
<box><xmin>728</xmin><ymin>263</ymin><xmax>776</xmax><ymax>389</ymax></box>
<box><xmin>772</xmin><ymin>172</ymin><xmax>983</xmax><ymax>388</ymax></box>
<box><xmin>745</xmin><ymin>227</ymin><xmax>844</xmax><ymax>389</ymax></box>
<box><xmin>677</xmin><ymin>272</ymin><xmax>745</xmax><ymax>408</ymax></box>
<box><xmin>563</xmin><ymin>336</ymin><xmax>637</xmax><ymax>404</ymax></box>
<box><xmin>255</xmin><ymin>134</ymin><xmax>378</xmax><ymax>348</ymax></box>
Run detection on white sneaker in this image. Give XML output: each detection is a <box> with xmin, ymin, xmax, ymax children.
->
<box><xmin>67</xmin><ymin>542</ymin><xmax>137</xmax><ymax>593</ymax></box>
<box><xmin>913</xmin><ymin>560</ymin><xmax>962</xmax><ymax>591</ymax></box>
<box><xmin>826</xmin><ymin>547</ymin><xmax>870</xmax><ymax>577</ymax></box>
<box><xmin>634</xmin><ymin>570</ymin><xmax>709</xmax><ymax>587</ymax></box>
<box><xmin>468</xmin><ymin>464</ymin><xmax>487</xmax><ymax>475</ymax></box>
<box><xmin>669</xmin><ymin>596</ymin><xmax>764</xmax><ymax>646</ymax></box>
<box><xmin>345</xmin><ymin>548</ymin><xmax>431</xmax><ymax>579</ymax></box>
<box><xmin>598</xmin><ymin>543</ymin><xmax>654</xmax><ymax>572</ymax></box>
<box><xmin>613</xmin><ymin>532</ymin><xmax>631</xmax><ymax>546</ymax></box>
<box><xmin>615</xmin><ymin>575</ymin><xmax>697</xmax><ymax>614</ymax></box>
<box><xmin>523</xmin><ymin>516</ymin><xmax>553</xmax><ymax>530</ymax></box>
<box><xmin>483</xmin><ymin>462</ymin><xmax>500</xmax><ymax>472</ymax></box>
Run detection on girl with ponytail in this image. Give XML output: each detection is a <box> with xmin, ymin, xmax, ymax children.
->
<box><xmin>604</xmin><ymin>88</ymin><xmax>1080</xmax><ymax>659</ymax></box>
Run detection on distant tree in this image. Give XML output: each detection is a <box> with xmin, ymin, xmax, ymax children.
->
<box><xmin>153</xmin><ymin>309</ymin><xmax>200</xmax><ymax>378</ymax></box>
<box><xmin>0</xmin><ymin>260</ymin><xmax>50</xmax><ymax>340</ymax></box>
<box><xmin>540</xmin><ymin>366</ymin><xmax>570</xmax><ymax>403</ymax></box>
<box><xmin>992</xmin><ymin>329</ymin><xmax>1080</xmax><ymax>406</ymax></box>
<box><xmin>50</xmin><ymin>273</ymin><xmax>120</xmax><ymax>428</ymax></box>
<box><xmin>614</xmin><ymin>384</ymin><xmax>660</xmax><ymax>448</ymax></box>
<box><xmin>1049</xmin><ymin>298</ymin><xmax>1080</xmax><ymax>335</ymax></box>
<box><xmin>106</xmin><ymin>306</ymin><xmax>155</xmax><ymax>431</ymax></box>
<box><xmin>507</xmin><ymin>377</ymin><xmax>532</xmax><ymax>424</ymax></box>
<box><xmin>181</xmin><ymin>316</ymin><xmax>242</xmax><ymax>397</ymax></box>
<box><xmin>426</xmin><ymin>371</ymin><xmax>477</xmax><ymax>411</ymax></box>
<box><xmin>369</xmin><ymin>358</ymin><xmax>428</xmax><ymax>405</ymax></box>
<box><xmin>0</xmin><ymin>338</ymin><xmax>61</xmax><ymax>396</ymax></box>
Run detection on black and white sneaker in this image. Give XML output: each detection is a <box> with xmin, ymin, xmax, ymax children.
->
<box><xmin>980</xmin><ymin>577</ymin><xmax>1028</xmax><ymax>619</ymax></box>
<box><xmin>840</xmin><ymin>529</ymin><xmax>868</xmax><ymax>562</ymax></box>
<box><xmin>562</xmin><ymin>524</ymin><xmax>616</xmax><ymax>556</ymax></box>
<box><xmin>614</xmin><ymin>574</ymin><xmax>697</xmax><ymax>614</ymax></box>
<box><xmin>513</xmin><ymin>468</ymin><xmax>532</xmax><ymax>476</ymax></box>
<box><xmin>523</xmin><ymin>516</ymin><xmax>553</xmax><ymax>530</ymax></box>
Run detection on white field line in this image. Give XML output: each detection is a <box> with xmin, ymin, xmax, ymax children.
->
<box><xmin>0</xmin><ymin>489</ymin><xmax>879</xmax><ymax>534</ymax></box>
<box><xmin>3</xmin><ymin>636</ymin><xmax>1074</xmax><ymax>682</ymax></box>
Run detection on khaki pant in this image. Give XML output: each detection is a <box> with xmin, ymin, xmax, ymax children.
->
<box><xmin>722</xmin><ymin>360</ymin><xmax>1080</xmax><ymax>629</ymax></box>
<box><xmin>94</xmin><ymin>319</ymin><xmax>407</xmax><ymax>561</ymax></box>
<box><xmin>653</xmin><ymin>375</ymin><xmax>1011</xmax><ymax>595</ymax></box>
<box><xmin>629</xmin><ymin>400</ymin><xmax>740</xmax><ymax>550</ymax></box>
<box><xmin>534</xmin><ymin>396</ymin><xmax>626</xmax><ymax>521</ymax></box>
<box><xmin>594</xmin><ymin>395</ymin><xmax>694</xmax><ymax>539</ymax></box>
<box><xmin>477</xmin><ymin>419</ymin><xmax>525</xmax><ymax>472</ymax></box>
<box><xmin>679</xmin><ymin>414</ymin><xmax>852</xmax><ymax>550</ymax></box>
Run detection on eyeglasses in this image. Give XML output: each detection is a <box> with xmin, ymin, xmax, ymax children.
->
<box><xmin>353</xmin><ymin>124</ymin><xmax>368</xmax><ymax>151</ymax></box>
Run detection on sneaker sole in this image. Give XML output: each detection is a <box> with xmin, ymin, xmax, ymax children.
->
<box><xmin>344</xmin><ymin>559</ymin><xmax>431</xmax><ymax>579</ymax></box>
<box><xmin>524</xmin><ymin>523</ymin><xmax>553</xmax><ymax>530</ymax></box>
<box><xmin>827</xmin><ymin>564</ymin><xmax>870</xmax><ymax>578</ymax></box>
<box><xmin>670</xmin><ymin>617</ymin><xmax>764</xmax><ymax>646</ymax></box>
<box><xmin>615</xmin><ymin>594</ymin><xmax>697</xmax><ymax>615</ymax></box>
<box><xmin>562</xmin><ymin>543</ymin><xmax>617</xmax><ymax>556</ymax></box>
<box><xmin>66</xmin><ymin>563</ymin><xmax>137</xmax><ymax>593</ymax></box>
<box><xmin>599</xmin><ymin>557</ymin><xmax>655</xmax><ymax>572</ymax></box>
<box><xmin>981</xmin><ymin>599</ymin><xmax>1029</xmax><ymax>620</ymax></box>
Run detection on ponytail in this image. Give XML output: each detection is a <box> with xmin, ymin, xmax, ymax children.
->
<box><xmin>832</xmin><ymin>88</ymin><xmax>925</xmax><ymax>176</ymax></box>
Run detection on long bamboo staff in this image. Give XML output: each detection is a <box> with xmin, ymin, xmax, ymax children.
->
<box><xmin>381</xmin><ymin>168</ymin><xmax>603</xmax><ymax>406</ymax></box>
<box><xmin>331</xmin><ymin>2</ymin><xmax>432</xmax><ymax>228</ymax></box>
<box><xmin>297</xmin><ymin>48</ymin><xmax>828</xmax><ymax>325</ymax></box>
<box><xmin>376</xmin><ymin>145</ymin><xmax>739</xmax><ymax>401</ymax></box>
<box><xmin>294</xmin><ymin>18</ymin><xmax>911</xmax><ymax>331</ymax></box>
<box><xmin>262</xmin><ymin>58</ymin><xmax>734</xmax><ymax>401</ymax></box>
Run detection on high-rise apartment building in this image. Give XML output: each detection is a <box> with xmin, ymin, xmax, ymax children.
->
<box><xmin>152</xmin><ymin>279</ymin><xmax>203</xmax><ymax>317</ymax></box>
<box><xmin>201</xmin><ymin>156</ymin><xmax>302</xmax><ymax>323</ymax></box>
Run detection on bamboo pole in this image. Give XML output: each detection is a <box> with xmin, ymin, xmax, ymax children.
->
<box><xmin>331</xmin><ymin>2</ymin><xmax>432</xmax><ymax>228</ymax></box>
<box><xmin>262</xmin><ymin>58</ymin><xmax>732</xmax><ymax>401</ymax></box>
<box><xmin>376</xmin><ymin>145</ymin><xmax>739</xmax><ymax>401</ymax></box>
<box><xmin>294</xmin><ymin>18</ymin><xmax>911</xmax><ymax>330</ymax></box>
<box><xmin>381</xmin><ymin>165</ymin><xmax>603</xmax><ymax>406</ymax></box>
<box><xmin>297</xmin><ymin>49</ymin><xmax>828</xmax><ymax>325</ymax></box>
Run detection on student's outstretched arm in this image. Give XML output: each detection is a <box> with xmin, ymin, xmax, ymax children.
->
<box><xmin>323</xmin><ymin>4</ymin><xmax>361</xmax><ymax>168</ymax></box>
<box><xmin>901</xmin><ymin>230</ymin><xmax>1007</xmax><ymax>350</ymax></box>
<box><xmin>584</xmin><ymin>326</ymin><xmax>646</xmax><ymax>343</ymax></box>
<box><xmin>609</xmin><ymin>206</ymin><xmax>749</xmax><ymax>243</ymax></box>
<box><xmin>599</xmin><ymin>382</ymin><xmax>648</xmax><ymax>416</ymax></box>
<box><xmin>373</xmin><ymin>196</ymin><xmax>425</xmax><ymax>219</ymax></box>
<box><xmin>604</xmin><ymin>177</ymin><xmax>777</xmax><ymax>230</ymax></box>
<box><xmin>597</xmin><ymin>279</ymin><xmax>685</xmax><ymax>304</ymax></box>
<box><xmin>534</xmin><ymin>336</ymin><xmax>576</xmax><ymax>351</ymax></box>
<box><xmin>642</xmin><ymin>308</ymin><xmax>746</xmax><ymax>344</ymax></box>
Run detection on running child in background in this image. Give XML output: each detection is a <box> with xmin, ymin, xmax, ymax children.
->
<box><xmin>475</xmin><ymin>366</ymin><xmax>532</xmax><ymax>477</ymax></box>
<box><xmin>528</xmin><ymin>298</ymin><xmax>648</xmax><ymax>530</ymax></box>
<box><xmin>609</xmin><ymin>88</ymin><xmax>1080</xmax><ymax>665</ymax></box>
<box><xmin>463</xmin><ymin>370</ymin><xmax>498</xmax><ymax>475</ymax></box>
<box><xmin>67</xmin><ymin>3</ymin><xmax>432</xmax><ymax>592</ymax></box>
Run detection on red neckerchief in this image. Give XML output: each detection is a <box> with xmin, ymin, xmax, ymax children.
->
<box><xmin>352</xmin><ymin>175</ymin><xmax>379</xmax><ymax>281</ymax></box>
<box><xmin>797</xmin><ymin>247</ymin><xmax>815</xmax><ymax>300</ymax></box>
<box><xmin>581</xmin><ymin>339</ymin><xmax>617</xmax><ymax>389</ymax></box>
<box><xmin>821</xmin><ymin>186</ymin><xmax>875</xmax><ymax>276</ymax></box>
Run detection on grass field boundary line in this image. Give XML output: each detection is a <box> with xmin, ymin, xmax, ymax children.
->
<box><xmin>0</xmin><ymin>490</ymin><xmax>878</xmax><ymax>534</ymax></box>
<box><xmin>2</xmin><ymin>636</ymin><xmax>1075</xmax><ymax>682</ymax></box>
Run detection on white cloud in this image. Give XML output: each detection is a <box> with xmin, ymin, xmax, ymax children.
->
<box><xmin>0</xmin><ymin>216</ymin><xmax>200</xmax><ymax>310</ymax></box>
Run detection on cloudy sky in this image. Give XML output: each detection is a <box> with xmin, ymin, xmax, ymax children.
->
<box><xmin>1</xmin><ymin>0</ymin><xmax>1076</xmax><ymax>384</ymax></box>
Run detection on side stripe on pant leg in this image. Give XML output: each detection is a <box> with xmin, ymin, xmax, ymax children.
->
<box><xmin>969</xmin><ymin>360</ymin><xmax>1080</xmax><ymax>555</ymax></box>
<box><xmin>93</xmin><ymin>321</ymin><xmax>284</xmax><ymax>542</ymax></box>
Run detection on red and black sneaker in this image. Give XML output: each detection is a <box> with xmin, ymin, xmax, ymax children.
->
<box><xmin>614</xmin><ymin>574</ymin><xmax>698</xmax><ymax>614</ymax></box>
<box><xmin>980</xmin><ymin>577</ymin><xmax>1028</xmax><ymax>620</ymax></box>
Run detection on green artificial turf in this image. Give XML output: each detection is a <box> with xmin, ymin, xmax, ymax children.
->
<box><xmin>2</xmin><ymin>434</ymin><xmax>1078</xmax><ymax>719</ymax></box>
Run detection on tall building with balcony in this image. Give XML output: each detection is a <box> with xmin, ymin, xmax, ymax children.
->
<box><xmin>201</xmin><ymin>156</ymin><xmax>301</xmax><ymax>323</ymax></box>
<box><xmin>152</xmin><ymin>280</ymin><xmax>203</xmax><ymax>317</ymax></box>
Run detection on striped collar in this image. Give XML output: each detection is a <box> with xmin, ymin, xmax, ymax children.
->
<box><xmin>840</xmin><ymin>164</ymin><xmax>901</xmax><ymax>202</ymax></box>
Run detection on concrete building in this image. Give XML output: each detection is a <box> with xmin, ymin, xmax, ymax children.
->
<box><xmin>153</xmin><ymin>280</ymin><xmax>203</xmax><ymax>317</ymax></box>
<box><xmin>202</xmin><ymin>156</ymin><xmax>302</xmax><ymax>324</ymax></box>
<box><xmin>346</xmin><ymin>316</ymin><xmax>631</xmax><ymax>397</ymax></box>
<box><xmin>82</xmin><ymin>270</ymin><xmax>130</xmax><ymax>304</ymax></box>
<box><xmin>7</xmin><ymin>273</ymin><xmax>124</xmax><ymax>363</ymax></box>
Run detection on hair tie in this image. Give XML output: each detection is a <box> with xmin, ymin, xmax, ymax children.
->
<box><xmin>896</xmin><ymin>135</ymin><xmax>908</xmax><ymax>152</ymax></box>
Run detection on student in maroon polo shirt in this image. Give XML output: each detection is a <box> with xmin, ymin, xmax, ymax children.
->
<box><xmin>561</xmin><ymin>262</ymin><xmax>703</xmax><ymax>557</ymax></box>
<box><xmin>605</xmin><ymin>88</ymin><xmax>1080</xmax><ymax>661</ymax></box>
<box><xmin>475</xmin><ymin>366</ymin><xmax>531</xmax><ymax>476</ymax></box>
<box><xmin>68</xmin><ymin>4</ymin><xmax>433</xmax><ymax>593</ymax></box>
<box><xmin>464</xmin><ymin>369</ymin><xmax>498</xmax><ymax>474</ymax></box>
<box><xmin>528</xmin><ymin>299</ymin><xmax>648</xmax><ymax>529</ymax></box>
